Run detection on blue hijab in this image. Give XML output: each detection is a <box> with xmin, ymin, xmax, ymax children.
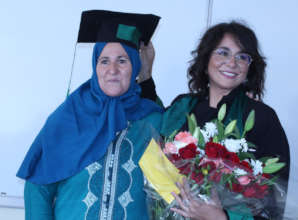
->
<box><xmin>17</xmin><ymin>42</ymin><xmax>163</xmax><ymax>184</ymax></box>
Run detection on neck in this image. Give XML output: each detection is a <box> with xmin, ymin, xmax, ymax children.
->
<box><xmin>209</xmin><ymin>86</ymin><xmax>231</xmax><ymax>108</ymax></box>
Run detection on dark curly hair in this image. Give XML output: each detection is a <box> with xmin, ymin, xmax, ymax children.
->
<box><xmin>187</xmin><ymin>21</ymin><xmax>266</xmax><ymax>100</ymax></box>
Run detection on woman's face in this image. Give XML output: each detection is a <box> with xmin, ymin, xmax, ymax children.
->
<box><xmin>96</xmin><ymin>42</ymin><xmax>132</xmax><ymax>97</ymax></box>
<box><xmin>207</xmin><ymin>33</ymin><xmax>250</xmax><ymax>94</ymax></box>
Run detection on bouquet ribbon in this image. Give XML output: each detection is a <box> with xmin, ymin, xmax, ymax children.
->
<box><xmin>139</xmin><ymin>138</ymin><xmax>184</xmax><ymax>203</ymax></box>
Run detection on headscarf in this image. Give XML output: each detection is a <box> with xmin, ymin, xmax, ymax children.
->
<box><xmin>17</xmin><ymin>42</ymin><xmax>163</xmax><ymax>184</ymax></box>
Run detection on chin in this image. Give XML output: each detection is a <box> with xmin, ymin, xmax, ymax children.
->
<box><xmin>218</xmin><ymin>81</ymin><xmax>242</xmax><ymax>91</ymax></box>
<box><xmin>105</xmin><ymin>90</ymin><xmax>126</xmax><ymax>97</ymax></box>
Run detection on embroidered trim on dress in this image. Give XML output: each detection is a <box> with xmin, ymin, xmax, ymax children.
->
<box><xmin>99</xmin><ymin>128</ymin><xmax>128</xmax><ymax>220</ymax></box>
<box><xmin>83</xmin><ymin>162</ymin><xmax>102</xmax><ymax>220</ymax></box>
<box><xmin>118</xmin><ymin>137</ymin><xmax>135</xmax><ymax>219</ymax></box>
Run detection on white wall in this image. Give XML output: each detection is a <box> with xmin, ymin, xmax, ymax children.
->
<box><xmin>1</xmin><ymin>0</ymin><xmax>297</xmax><ymax>219</ymax></box>
<box><xmin>0</xmin><ymin>208</ymin><xmax>23</xmax><ymax>220</ymax></box>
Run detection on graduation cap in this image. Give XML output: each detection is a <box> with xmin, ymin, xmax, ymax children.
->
<box><xmin>77</xmin><ymin>10</ymin><xmax>160</xmax><ymax>49</ymax></box>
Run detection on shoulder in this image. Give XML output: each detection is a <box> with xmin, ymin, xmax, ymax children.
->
<box><xmin>245</xmin><ymin>98</ymin><xmax>287</xmax><ymax>141</ymax></box>
<box><xmin>165</xmin><ymin>93</ymin><xmax>201</xmax><ymax>115</ymax></box>
<box><xmin>140</xmin><ymin>111</ymin><xmax>163</xmax><ymax>123</ymax></box>
<box><xmin>130</xmin><ymin>111</ymin><xmax>163</xmax><ymax>133</ymax></box>
<box><xmin>169</xmin><ymin>93</ymin><xmax>199</xmax><ymax>106</ymax></box>
<box><xmin>159</xmin><ymin>93</ymin><xmax>200</xmax><ymax>137</ymax></box>
<box><xmin>246</xmin><ymin>98</ymin><xmax>280</xmax><ymax>123</ymax></box>
<box><xmin>164</xmin><ymin>93</ymin><xmax>198</xmax><ymax>120</ymax></box>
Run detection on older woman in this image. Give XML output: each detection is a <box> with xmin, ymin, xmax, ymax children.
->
<box><xmin>17</xmin><ymin>11</ymin><xmax>163</xmax><ymax>220</ymax></box>
<box><xmin>143</xmin><ymin>21</ymin><xmax>290</xmax><ymax>220</ymax></box>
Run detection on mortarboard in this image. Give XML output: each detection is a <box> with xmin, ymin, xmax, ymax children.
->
<box><xmin>77</xmin><ymin>10</ymin><xmax>160</xmax><ymax>49</ymax></box>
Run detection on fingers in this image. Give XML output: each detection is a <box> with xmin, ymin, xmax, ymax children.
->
<box><xmin>172</xmin><ymin>180</ymin><xmax>198</xmax><ymax>216</ymax></box>
<box><xmin>178</xmin><ymin>178</ymin><xmax>194</xmax><ymax>203</ymax></box>
<box><xmin>170</xmin><ymin>207</ymin><xmax>190</xmax><ymax>218</ymax></box>
<box><xmin>210</xmin><ymin>188</ymin><xmax>221</xmax><ymax>207</ymax></box>
<box><xmin>138</xmin><ymin>41</ymin><xmax>154</xmax><ymax>83</ymax></box>
<box><xmin>171</xmin><ymin>192</ymin><xmax>191</xmax><ymax>218</ymax></box>
<box><xmin>182</xmin><ymin>178</ymin><xmax>191</xmax><ymax>196</ymax></box>
<box><xmin>140</xmin><ymin>41</ymin><xmax>154</xmax><ymax>53</ymax></box>
<box><xmin>171</xmin><ymin>192</ymin><xmax>186</xmax><ymax>210</ymax></box>
<box><xmin>146</xmin><ymin>41</ymin><xmax>154</xmax><ymax>51</ymax></box>
<box><xmin>171</xmin><ymin>181</ymin><xmax>226</xmax><ymax>220</ymax></box>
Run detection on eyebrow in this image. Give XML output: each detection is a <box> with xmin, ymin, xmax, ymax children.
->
<box><xmin>98</xmin><ymin>55</ymin><xmax>129</xmax><ymax>60</ymax></box>
<box><xmin>217</xmin><ymin>46</ymin><xmax>230</xmax><ymax>51</ymax></box>
<box><xmin>217</xmin><ymin>46</ymin><xmax>246</xmax><ymax>53</ymax></box>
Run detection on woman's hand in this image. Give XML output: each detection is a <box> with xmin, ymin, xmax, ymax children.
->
<box><xmin>138</xmin><ymin>41</ymin><xmax>155</xmax><ymax>83</ymax></box>
<box><xmin>171</xmin><ymin>178</ymin><xmax>227</xmax><ymax>220</ymax></box>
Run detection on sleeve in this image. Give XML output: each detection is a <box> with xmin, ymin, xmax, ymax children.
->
<box><xmin>246</xmin><ymin>104</ymin><xmax>290</xmax><ymax>219</ymax></box>
<box><xmin>24</xmin><ymin>181</ymin><xmax>58</xmax><ymax>220</ymax></box>
<box><xmin>139</xmin><ymin>77</ymin><xmax>157</xmax><ymax>100</ymax></box>
<box><xmin>249</xmin><ymin>107</ymin><xmax>290</xmax><ymax>183</ymax></box>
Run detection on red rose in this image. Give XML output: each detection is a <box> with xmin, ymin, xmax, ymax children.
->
<box><xmin>240</xmin><ymin>161</ymin><xmax>253</xmax><ymax>173</ymax></box>
<box><xmin>205</xmin><ymin>142</ymin><xmax>228</xmax><ymax>158</ymax></box>
<box><xmin>232</xmin><ymin>183</ymin><xmax>244</xmax><ymax>193</ymax></box>
<box><xmin>179</xmin><ymin>143</ymin><xmax>197</xmax><ymax>159</ymax></box>
<box><xmin>209</xmin><ymin>171</ymin><xmax>222</xmax><ymax>183</ymax></box>
<box><xmin>223</xmin><ymin>152</ymin><xmax>240</xmax><ymax>164</ymax></box>
<box><xmin>178</xmin><ymin>163</ymin><xmax>192</xmax><ymax>175</ymax></box>
<box><xmin>262</xmin><ymin>173</ymin><xmax>271</xmax><ymax>179</ymax></box>
<box><xmin>256</xmin><ymin>184</ymin><xmax>269</xmax><ymax>198</ymax></box>
<box><xmin>200</xmin><ymin>161</ymin><xmax>216</xmax><ymax>171</ymax></box>
<box><xmin>191</xmin><ymin>171</ymin><xmax>204</xmax><ymax>184</ymax></box>
<box><xmin>242</xmin><ymin>185</ymin><xmax>258</xmax><ymax>198</ymax></box>
<box><xmin>169</xmin><ymin>154</ymin><xmax>181</xmax><ymax>162</ymax></box>
<box><xmin>242</xmin><ymin>183</ymin><xmax>269</xmax><ymax>198</ymax></box>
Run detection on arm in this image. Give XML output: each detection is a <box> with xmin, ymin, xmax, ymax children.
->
<box><xmin>245</xmin><ymin>102</ymin><xmax>290</xmax><ymax>219</ymax></box>
<box><xmin>24</xmin><ymin>181</ymin><xmax>58</xmax><ymax>220</ymax></box>
<box><xmin>138</xmin><ymin>41</ymin><xmax>155</xmax><ymax>84</ymax></box>
<box><xmin>138</xmin><ymin>42</ymin><xmax>164</xmax><ymax>106</ymax></box>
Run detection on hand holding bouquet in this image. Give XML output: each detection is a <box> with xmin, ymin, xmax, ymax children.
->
<box><xmin>140</xmin><ymin>104</ymin><xmax>286</xmax><ymax>219</ymax></box>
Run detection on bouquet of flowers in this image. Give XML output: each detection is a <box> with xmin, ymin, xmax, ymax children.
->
<box><xmin>139</xmin><ymin>104</ymin><xmax>286</xmax><ymax>219</ymax></box>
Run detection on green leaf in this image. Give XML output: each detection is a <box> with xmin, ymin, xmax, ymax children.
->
<box><xmin>220</xmin><ymin>173</ymin><xmax>234</xmax><ymax>186</ymax></box>
<box><xmin>263</xmin><ymin>162</ymin><xmax>286</xmax><ymax>174</ymax></box>
<box><xmin>259</xmin><ymin>156</ymin><xmax>272</xmax><ymax>164</ymax></box>
<box><xmin>247</xmin><ymin>141</ymin><xmax>256</xmax><ymax>148</ymax></box>
<box><xmin>167</xmin><ymin>129</ymin><xmax>178</xmax><ymax>142</ymax></box>
<box><xmin>244</xmin><ymin>110</ymin><xmax>255</xmax><ymax>133</ymax></box>
<box><xmin>265</xmin><ymin>158</ymin><xmax>279</xmax><ymax>166</ymax></box>
<box><xmin>187</xmin><ymin>113</ymin><xmax>197</xmax><ymax>135</ymax></box>
<box><xmin>238</xmin><ymin>152</ymin><xmax>256</xmax><ymax>161</ymax></box>
<box><xmin>224</xmin><ymin>120</ymin><xmax>237</xmax><ymax>135</ymax></box>
<box><xmin>216</xmin><ymin>121</ymin><xmax>224</xmax><ymax>141</ymax></box>
<box><xmin>233</xmin><ymin>126</ymin><xmax>241</xmax><ymax>139</ymax></box>
<box><xmin>198</xmin><ymin>129</ymin><xmax>205</xmax><ymax>148</ymax></box>
<box><xmin>218</xmin><ymin>104</ymin><xmax>226</xmax><ymax>121</ymax></box>
<box><xmin>193</xmin><ymin>127</ymin><xmax>200</xmax><ymax>141</ymax></box>
<box><xmin>191</xmin><ymin>113</ymin><xmax>198</xmax><ymax>127</ymax></box>
<box><xmin>228</xmin><ymin>179</ymin><xmax>233</xmax><ymax>190</ymax></box>
<box><xmin>213</xmin><ymin>136</ymin><xmax>218</xmax><ymax>143</ymax></box>
<box><xmin>226</xmin><ymin>133</ymin><xmax>238</xmax><ymax>139</ymax></box>
<box><xmin>260</xmin><ymin>175</ymin><xmax>279</xmax><ymax>186</ymax></box>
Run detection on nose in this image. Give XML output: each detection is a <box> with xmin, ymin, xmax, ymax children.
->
<box><xmin>108</xmin><ymin>62</ymin><xmax>119</xmax><ymax>74</ymax></box>
<box><xmin>225</xmin><ymin>56</ymin><xmax>238</xmax><ymax>68</ymax></box>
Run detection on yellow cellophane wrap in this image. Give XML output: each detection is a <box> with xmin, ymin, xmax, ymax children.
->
<box><xmin>139</xmin><ymin>138</ymin><xmax>184</xmax><ymax>204</ymax></box>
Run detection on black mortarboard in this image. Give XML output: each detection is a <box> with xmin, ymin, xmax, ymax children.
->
<box><xmin>77</xmin><ymin>10</ymin><xmax>160</xmax><ymax>49</ymax></box>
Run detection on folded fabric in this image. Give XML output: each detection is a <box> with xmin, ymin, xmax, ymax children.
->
<box><xmin>139</xmin><ymin>138</ymin><xmax>184</xmax><ymax>203</ymax></box>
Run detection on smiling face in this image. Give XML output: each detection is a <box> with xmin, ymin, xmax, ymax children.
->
<box><xmin>207</xmin><ymin>33</ymin><xmax>249</xmax><ymax>95</ymax></box>
<box><xmin>96</xmin><ymin>43</ymin><xmax>132</xmax><ymax>97</ymax></box>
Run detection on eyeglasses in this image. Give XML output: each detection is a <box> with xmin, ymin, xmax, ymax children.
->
<box><xmin>212</xmin><ymin>47</ymin><xmax>253</xmax><ymax>66</ymax></box>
